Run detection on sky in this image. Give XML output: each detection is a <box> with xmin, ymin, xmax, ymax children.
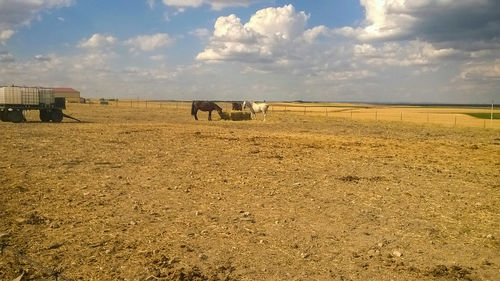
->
<box><xmin>0</xmin><ymin>0</ymin><xmax>499</xmax><ymax>103</ymax></box>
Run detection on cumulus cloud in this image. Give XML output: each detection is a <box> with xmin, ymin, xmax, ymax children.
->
<box><xmin>460</xmin><ymin>60</ymin><xmax>500</xmax><ymax>81</ymax></box>
<box><xmin>162</xmin><ymin>0</ymin><xmax>203</xmax><ymax>9</ymax></box>
<box><xmin>72</xmin><ymin>51</ymin><xmax>114</xmax><ymax>72</ymax></box>
<box><xmin>150</xmin><ymin>54</ymin><xmax>166</xmax><ymax>61</ymax></box>
<box><xmin>125</xmin><ymin>33</ymin><xmax>173</xmax><ymax>52</ymax></box>
<box><xmin>353</xmin><ymin>40</ymin><xmax>464</xmax><ymax>67</ymax></box>
<box><xmin>190</xmin><ymin>28</ymin><xmax>211</xmax><ymax>39</ymax></box>
<box><xmin>0</xmin><ymin>30</ymin><xmax>15</xmax><ymax>44</ymax></box>
<box><xmin>0</xmin><ymin>0</ymin><xmax>74</xmax><ymax>43</ymax></box>
<box><xmin>162</xmin><ymin>0</ymin><xmax>254</xmax><ymax>10</ymax></box>
<box><xmin>78</xmin><ymin>33</ymin><xmax>117</xmax><ymax>49</ymax></box>
<box><xmin>197</xmin><ymin>5</ymin><xmax>326</xmax><ymax>63</ymax></box>
<box><xmin>337</xmin><ymin>0</ymin><xmax>500</xmax><ymax>48</ymax></box>
<box><xmin>34</xmin><ymin>54</ymin><xmax>53</xmax><ymax>62</ymax></box>
<box><xmin>0</xmin><ymin>51</ymin><xmax>15</xmax><ymax>63</ymax></box>
<box><xmin>327</xmin><ymin>0</ymin><xmax>500</xmax><ymax>102</ymax></box>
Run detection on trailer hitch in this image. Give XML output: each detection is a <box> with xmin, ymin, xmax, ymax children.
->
<box><xmin>62</xmin><ymin>113</ymin><xmax>81</xmax><ymax>122</ymax></box>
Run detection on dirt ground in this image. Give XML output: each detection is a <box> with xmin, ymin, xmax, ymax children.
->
<box><xmin>1</xmin><ymin>104</ymin><xmax>499</xmax><ymax>281</ymax></box>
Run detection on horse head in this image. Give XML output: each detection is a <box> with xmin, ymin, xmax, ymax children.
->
<box><xmin>215</xmin><ymin>104</ymin><xmax>223</xmax><ymax>115</ymax></box>
<box><xmin>243</xmin><ymin>101</ymin><xmax>253</xmax><ymax>109</ymax></box>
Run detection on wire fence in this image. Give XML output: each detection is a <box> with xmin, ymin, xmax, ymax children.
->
<box><xmin>1</xmin><ymin>242</ymin><xmax>71</xmax><ymax>280</ymax></box>
<box><xmin>72</xmin><ymin>99</ymin><xmax>500</xmax><ymax>129</ymax></box>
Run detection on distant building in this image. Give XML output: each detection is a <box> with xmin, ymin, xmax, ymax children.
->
<box><xmin>53</xmin><ymin>88</ymin><xmax>80</xmax><ymax>103</ymax></box>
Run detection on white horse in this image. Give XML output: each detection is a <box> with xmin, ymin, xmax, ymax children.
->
<box><xmin>243</xmin><ymin>101</ymin><xmax>269</xmax><ymax>121</ymax></box>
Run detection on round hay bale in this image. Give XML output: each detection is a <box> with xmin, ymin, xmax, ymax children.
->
<box><xmin>220</xmin><ymin>111</ymin><xmax>231</xmax><ymax>120</ymax></box>
<box><xmin>230</xmin><ymin>112</ymin><xmax>251</xmax><ymax>121</ymax></box>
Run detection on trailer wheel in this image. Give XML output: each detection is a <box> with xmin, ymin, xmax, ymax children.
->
<box><xmin>40</xmin><ymin>110</ymin><xmax>51</xmax><ymax>122</ymax></box>
<box><xmin>50</xmin><ymin>109</ymin><xmax>63</xmax><ymax>123</ymax></box>
<box><xmin>0</xmin><ymin>111</ymin><xmax>8</xmax><ymax>122</ymax></box>
<box><xmin>8</xmin><ymin>110</ymin><xmax>24</xmax><ymax>123</ymax></box>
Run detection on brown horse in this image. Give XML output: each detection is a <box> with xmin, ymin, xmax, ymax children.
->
<box><xmin>232</xmin><ymin>102</ymin><xmax>242</xmax><ymax>111</ymax></box>
<box><xmin>191</xmin><ymin>101</ymin><xmax>223</xmax><ymax>121</ymax></box>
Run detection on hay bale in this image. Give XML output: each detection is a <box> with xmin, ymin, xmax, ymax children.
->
<box><xmin>230</xmin><ymin>112</ymin><xmax>251</xmax><ymax>121</ymax></box>
<box><xmin>220</xmin><ymin>111</ymin><xmax>231</xmax><ymax>120</ymax></box>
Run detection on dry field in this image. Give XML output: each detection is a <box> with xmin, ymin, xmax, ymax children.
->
<box><xmin>86</xmin><ymin>100</ymin><xmax>500</xmax><ymax>129</ymax></box>
<box><xmin>1</xmin><ymin>103</ymin><xmax>499</xmax><ymax>281</ymax></box>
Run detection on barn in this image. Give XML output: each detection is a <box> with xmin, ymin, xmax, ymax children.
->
<box><xmin>53</xmin><ymin>88</ymin><xmax>80</xmax><ymax>103</ymax></box>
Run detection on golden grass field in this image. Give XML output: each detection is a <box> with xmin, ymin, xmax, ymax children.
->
<box><xmin>1</xmin><ymin>102</ymin><xmax>499</xmax><ymax>280</ymax></box>
<box><xmin>76</xmin><ymin>100</ymin><xmax>499</xmax><ymax>129</ymax></box>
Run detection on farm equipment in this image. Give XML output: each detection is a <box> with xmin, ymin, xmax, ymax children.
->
<box><xmin>0</xmin><ymin>86</ymin><xmax>80</xmax><ymax>123</ymax></box>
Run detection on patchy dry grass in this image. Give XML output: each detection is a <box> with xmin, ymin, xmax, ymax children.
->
<box><xmin>1</xmin><ymin>103</ymin><xmax>499</xmax><ymax>280</ymax></box>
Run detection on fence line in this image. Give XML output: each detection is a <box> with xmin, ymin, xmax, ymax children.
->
<box><xmin>74</xmin><ymin>100</ymin><xmax>499</xmax><ymax>129</ymax></box>
<box><xmin>1</xmin><ymin>243</ymin><xmax>71</xmax><ymax>280</ymax></box>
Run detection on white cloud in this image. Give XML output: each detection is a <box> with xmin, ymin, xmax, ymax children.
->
<box><xmin>190</xmin><ymin>28</ymin><xmax>211</xmax><ymax>39</ymax></box>
<box><xmin>162</xmin><ymin>0</ymin><xmax>203</xmax><ymax>8</ymax></box>
<box><xmin>0</xmin><ymin>51</ymin><xmax>15</xmax><ymax>62</ymax></box>
<box><xmin>353</xmin><ymin>40</ymin><xmax>464</xmax><ymax>67</ymax></box>
<box><xmin>213</xmin><ymin>14</ymin><xmax>258</xmax><ymax>42</ymax></box>
<box><xmin>78</xmin><ymin>33</ymin><xmax>117</xmax><ymax>49</ymax></box>
<box><xmin>125</xmin><ymin>33</ymin><xmax>173</xmax><ymax>52</ymax></box>
<box><xmin>209</xmin><ymin>0</ymin><xmax>254</xmax><ymax>10</ymax></box>
<box><xmin>301</xmin><ymin>26</ymin><xmax>328</xmax><ymax>44</ymax></box>
<box><xmin>460</xmin><ymin>60</ymin><xmax>500</xmax><ymax>81</ymax></box>
<box><xmin>0</xmin><ymin>29</ymin><xmax>15</xmax><ymax>44</ymax></box>
<box><xmin>312</xmin><ymin>70</ymin><xmax>375</xmax><ymax>82</ymax></box>
<box><xmin>161</xmin><ymin>0</ymin><xmax>253</xmax><ymax>10</ymax></box>
<box><xmin>163</xmin><ymin>8</ymin><xmax>185</xmax><ymax>22</ymax></box>
<box><xmin>73</xmin><ymin>52</ymin><xmax>113</xmax><ymax>71</ymax></box>
<box><xmin>245</xmin><ymin>5</ymin><xmax>309</xmax><ymax>40</ymax></box>
<box><xmin>150</xmin><ymin>54</ymin><xmax>166</xmax><ymax>61</ymax></box>
<box><xmin>34</xmin><ymin>54</ymin><xmax>53</xmax><ymax>62</ymax></box>
<box><xmin>336</xmin><ymin>0</ymin><xmax>500</xmax><ymax>46</ymax></box>
<box><xmin>0</xmin><ymin>0</ymin><xmax>74</xmax><ymax>43</ymax></box>
<box><xmin>197</xmin><ymin>5</ymin><xmax>326</xmax><ymax>63</ymax></box>
<box><xmin>146</xmin><ymin>0</ymin><xmax>156</xmax><ymax>9</ymax></box>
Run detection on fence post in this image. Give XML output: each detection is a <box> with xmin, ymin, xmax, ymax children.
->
<box><xmin>400</xmin><ymin>112</ymin><xmax>402</xmax><ymax>121</ymax></box>
<box><xmin>454</xmin><ymin>115</ymin><xmax>457</xmax><ymax>127</ymax></box>
<box><xmin>304</xmin><ymin>106</ymin><xmax>306</xmax><ymax>115</ymax></box>
<box><xmin>325</xmin><ymin>107</ymin><xmax>328</xmax><ymax>117</ymax></box>
<box><xmin>375</xmin><ymin>111</ymin><xmax>378</xmax><ymax>121</ymax></box>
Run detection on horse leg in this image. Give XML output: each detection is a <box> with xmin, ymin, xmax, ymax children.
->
<box><xmin>208</xmin><ymin>110</ymin><xmax>212</xmax><ymax>121</ymax></box>
<box><xmin>194</xmin><ymin>109</ymin><xmax>198</xmax><ymax>120</ymax></box>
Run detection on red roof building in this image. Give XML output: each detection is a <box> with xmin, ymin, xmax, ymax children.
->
<box><xmin>53</xmin><ymin>87</ymin><xmax>80</xmax><ymax>102</ymax></box>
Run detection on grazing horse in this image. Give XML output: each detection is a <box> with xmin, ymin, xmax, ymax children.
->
<box><xmin>191</xmin><ymin>101</ymin><xmax>223</xmax><ymax>121</ymax></box>
<box><xmin>232</xmin><ymin>102</ymin><xmax>243</xmax><ymax>111</ymax></box>
<box><xmin>242</xmin><ymin>101</ymin><xmax>269</xmax><ymax>121</ymax></box>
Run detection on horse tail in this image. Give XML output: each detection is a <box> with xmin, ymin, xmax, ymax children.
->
<box><xmin>191</xmin><ymin>101</ymin><xmax>196</xmax><ymax>116</ymax></box>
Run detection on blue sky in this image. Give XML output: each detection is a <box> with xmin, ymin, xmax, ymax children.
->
<box><xmin>1</xmin><ymin>0</ymin><xmax>499</xmax><ymax>103</ymax></box>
